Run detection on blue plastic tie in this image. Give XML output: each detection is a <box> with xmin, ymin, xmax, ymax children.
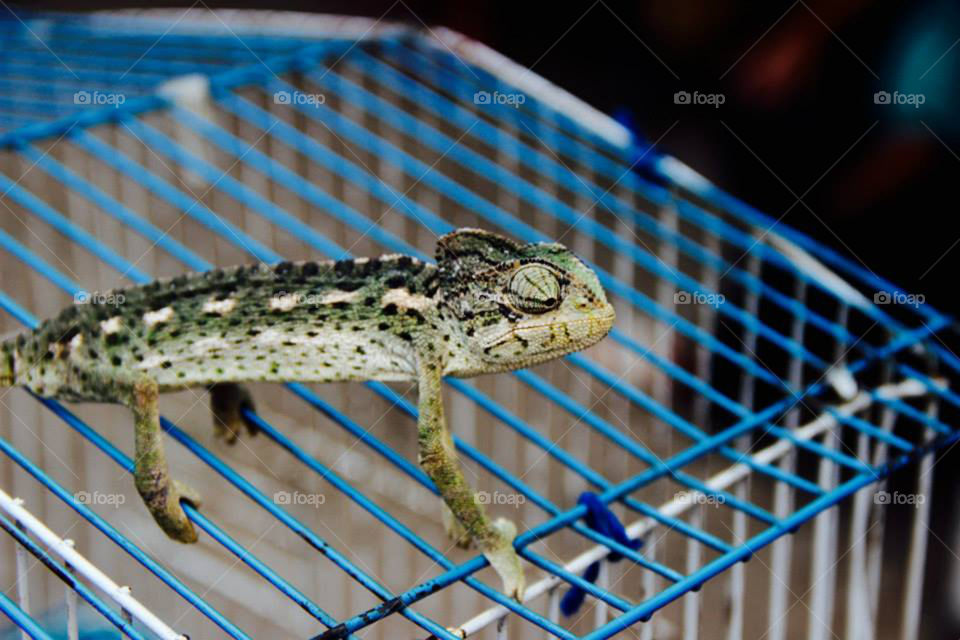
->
<box><xmin>560</xmin><ymin>492</ymin><xmax>643</xmax><ymax>616</ymax></box>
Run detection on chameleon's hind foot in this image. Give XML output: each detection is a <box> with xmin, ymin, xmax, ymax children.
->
<box><xmin>210</xmin><ymin>383</ymin><xmax>258</xmax><ymax>444</ymax></box>
<box><xmin>139</xmin><ymin>478</ymin><xmax>202</xmax><ymax>544</ymax></box>
<box><xmin>481</xmin><ymin>517</ymin><xmax>526</xmax><ymax>601</ymax></box>
<box><xmin>442</xmin><ymin>503</ymin><xmax>473</xmax><ymax>549</ymax></box>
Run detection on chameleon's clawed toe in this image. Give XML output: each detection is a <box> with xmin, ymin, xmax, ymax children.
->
<box><xmin>482</xmin><ymin>517</ymin><xmax>526</xmax><ymax>601</ymax></box>
<box><xmin>174</xmin><ymin>479</ymin><xmax>203</xmax><ymax>510</ymax></box>
<box><xmin>210</xmin><ymin>383</ymin><xmax>258</xmax><ymax>445</ymax></box>
<box><xmin>139</xmin><ymin>478</ymin><xmax>202</xmax><ymax>544</ymax></box>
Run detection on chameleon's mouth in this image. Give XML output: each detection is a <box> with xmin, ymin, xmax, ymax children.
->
<box><xmin>485</xmin><ymin>305</ymin><xmax>616</xmax><ymax>355</ymax></box>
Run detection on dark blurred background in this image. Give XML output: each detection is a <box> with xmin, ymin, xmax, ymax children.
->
<box><xmin>10</xmin><ymin>0</ymin><xmax>960</xmax><ymax>635</ymax></box>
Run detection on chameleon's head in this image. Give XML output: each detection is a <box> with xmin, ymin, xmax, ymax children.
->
<box><xmin>436</xmin><ymin>228</ymin><xmax>615</xmax><ymax>372</ymax></box>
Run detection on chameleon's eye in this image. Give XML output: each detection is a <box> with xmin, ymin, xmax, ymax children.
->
<box><xmin>508</xmin><ymin>264</ymin><xmax>561</xmax><ymax>314</ymax></box>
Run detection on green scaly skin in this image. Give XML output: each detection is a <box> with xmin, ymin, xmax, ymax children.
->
<box><xmin>0</xmin><ymin>228</ymin><xmax>615</xmax><ymax>600</ymax></box>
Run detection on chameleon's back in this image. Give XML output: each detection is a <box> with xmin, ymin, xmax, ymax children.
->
<box><xmin>3</xmin><ymin>256</ymin><xmax>441</xmax><ymax>400</ymax></box>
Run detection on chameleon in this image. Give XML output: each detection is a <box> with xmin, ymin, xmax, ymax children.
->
<box><xmin>0</xmin><ymin>228</ymin><xmax>615</xmax><ymax>600</ymax></box>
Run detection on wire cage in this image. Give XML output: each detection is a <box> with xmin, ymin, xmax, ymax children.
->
<box><xmin>0</xmin><ymin>9</ymin><xmax>956</xmax><ymax>640</ymax></box>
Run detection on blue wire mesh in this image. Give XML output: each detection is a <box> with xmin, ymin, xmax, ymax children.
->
<box><xmin>0</xmin><ymin>9</ymin><xmax>956</xmax><ymax>640</ymax></box>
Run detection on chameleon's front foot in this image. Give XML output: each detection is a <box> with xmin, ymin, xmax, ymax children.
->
<box><xmin>137</xmin><ymin>478</ymin><xmax>202</xmax><ymax>543</ymax></box>
<box><xmin>481</xmin><ymin>518</ymin><xmax>525</xmax><ymax>601</ymax></box>
<box><xmin>210</xmin><ymin>383</ymin><xmax>259</xmax><ymax>444</ymax></box>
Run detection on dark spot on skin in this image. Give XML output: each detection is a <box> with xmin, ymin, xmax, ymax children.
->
<box><xmin>306</xmin><ymin>331</ymin><xmax>318</xmax><ymax>337</ymax></box>
<box><xmin>351</xmin><ymin>326</ymin><xmax>363</xmax><ymax>332</ymax></box>
<box><xmin>229</xmin><ymin>317</ymin><xmax>243</xmax><ymax>326</ymax></box>
<box><xmin>442</xmin><ymin>334</ymin><xmax>450</xmax><ymax>341</ymax></box>
<box><xmin>216</xmin><ymin>367</ymin><xmax>224</xmax><ymax>375</ymax></box>
<box><xmin>110</xmin><ymin>355</ymin><xmax>122</xmax><ymax>366</ymax></box>
<box><xmin>383</xmin><ymin>304</ymin><xmax>398</xmax><ymax>316</ymax></box>
<box><xmin>398</xmin><ymin>331</ymin><xmax>413</xmax><ymax>341</ymax></box>
<box><xmin>363</xmin><ymin>297</ymin><xmax>376</xmax><ymax>306</ymax></box>
<box><xmin>135</xmin><ymin>354</ymin><xmax>144</xmax><ymax>362</ymax></box>
<box><xmin>282</xmin><ymin>341</ymin><xmax>295</xmax><ymax>346</ymax></box>
<box><xmin>247</xmin><ymin>329</ymin><xmax>260</xmax><ymax>336</ymax></box>
<box><xmin>178</xmin><ymin>372</ymin><xmax>185</xmax><ymax>378</ymax></box>
<box><xmin>397</xmin><ymin>256</ymin><xmax>413</xmax><ymax>269</ymax></box>
<box><xmin>87</xmin><ymin>348</ymin><xmax>98</xmax><ymax>359</ymax></box>
<box><xmin>169</xmin><ymin>329</ymin><xmax>181</xmax><ymax>338</ymax></box>
<box><xmin>466</xmin><ymin>328</ymin><xmax>475</xmax><ymax>337</ymax></box>
<box><xmin>334</xmin><ymin>260</ymin><xmax>353</xmax><ymax>276</ymax></box>
<box><xmin>332</xmin><ymin>302</ymin><xmax>349</xmax><ymax>310</ymax></box>
<box><xmin>385</xmin><ymin>275</ymin><xmax>407</xmax><ymax>288</ymax></box>
<box><xmin>302</xmin><ymin>262</ymin><xmax>319</xmax><ymax>276</ymax></box>
<box><xmin>275</xmin><ymin>261</ymin><xmax>294</xmax><ymax>274</ymax></box>
<box><xmin>338</xmin><ymin>280</ymin><xmax>364</xmax><ymax>292</ymax></box>
<box><xmin>356</xmin><ymin>346</ymin><xmax>366</xmax><ymax>355</ymax></box>
<box><xmin>378</xmin><ymin>322</ymin><xmax>390</xmax><ymax>331</ymax></box>
<box><xmin>161</xmin><ymin>361</ymin><xmax>172</xmax><ymax>369</ymax></box>
<box><xmin>405</xmin><ymin>309</ymin><xmax>425</xmax><ymax>324</ymax></box>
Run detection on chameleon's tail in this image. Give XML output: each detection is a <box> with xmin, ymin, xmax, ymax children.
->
<box><xmin>0</xmin><ymin>333</ymin><xmax>18</xmax><ymax>387</ymax></box>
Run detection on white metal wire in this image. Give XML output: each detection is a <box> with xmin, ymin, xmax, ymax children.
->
<box><xmin>0</xmin><ymin>489</ymin><xmax>187</xmax><ymax>640</ymax></box>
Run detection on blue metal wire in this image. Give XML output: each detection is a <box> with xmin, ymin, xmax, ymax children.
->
<box><xmin>0</xmin><ymin>590</ymin><xmax>54</xmax><ymax>640</ymax></box>
<box><xmin>0</xmin><ymin>12</ymin><xmax>956</xmax><ymax>640</ymax></box>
